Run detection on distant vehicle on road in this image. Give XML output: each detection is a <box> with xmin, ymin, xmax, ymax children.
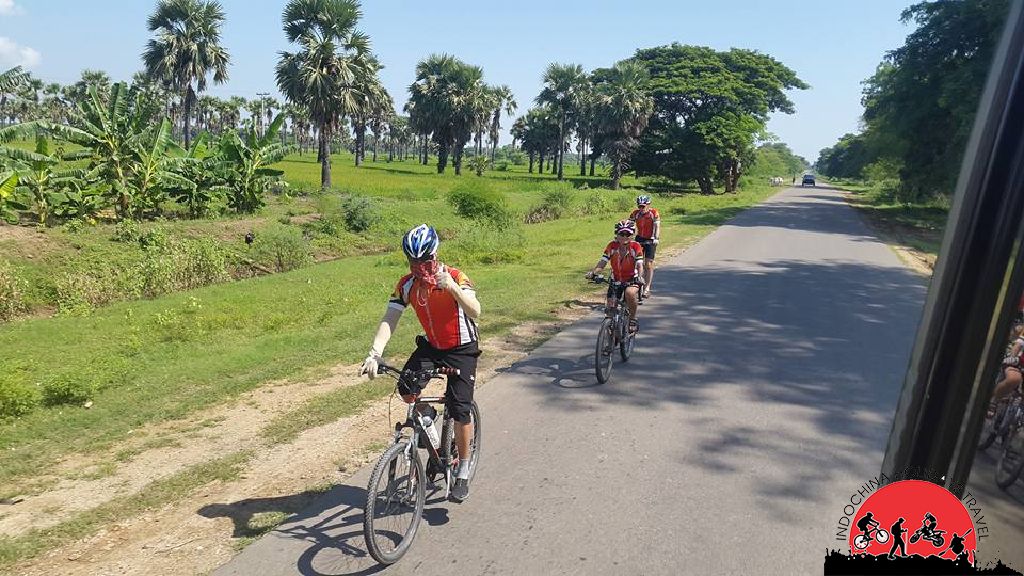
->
<box><xmin>802</xmin><ymin>174</ymin><xmax>816</xmax><ymax>187</ymax></box>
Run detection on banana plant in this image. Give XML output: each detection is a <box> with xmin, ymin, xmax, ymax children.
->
<box><xmin>0</xmin><ymin>170</ymin><xmax>24</xmax><ymax>224</ymax></box>
<box><xmin>217</xmin><ymin>113</ymin><xmax>294</xmax><ymax>213</ymax></box>
<box><xmin>3</xmin><ymin>134</ymin><xmax>86</xmax><ymax>225</ymax></box>
<box><xmin>167</xmin><ymin>131</ymin><xmax>226</xmax><ymax>217</ymax></box>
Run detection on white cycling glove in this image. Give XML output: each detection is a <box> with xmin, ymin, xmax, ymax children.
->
<box><xmin>361</xmin><ymin>354</ymin><xmax>380</xmax><ymax>379</ymax></box>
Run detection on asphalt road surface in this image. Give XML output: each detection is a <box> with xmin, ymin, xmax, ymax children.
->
<box><xmin>216</xmin><ymin>185</ymin><xmax>945</xmax><ymax>575</ymax></box>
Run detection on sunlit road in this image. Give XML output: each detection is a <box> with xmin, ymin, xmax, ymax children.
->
<box><xmin>216</xmin><ymin>185</ymin><xmax>932</xmax><ymax>574</ymax></box>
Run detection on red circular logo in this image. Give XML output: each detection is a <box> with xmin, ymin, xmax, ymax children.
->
<box><xmin>849</xmin><ymin>480</ymin><xmax>976</xmax><ymax>563</ymax></box>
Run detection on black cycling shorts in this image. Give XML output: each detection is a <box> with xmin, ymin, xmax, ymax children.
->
<box><xmin>636</xmin><ymin>237</ymin><xmax>657</xmax><ymax>260</ymax></box>
<box><xmin>401</xmin><ymin>335</ymin><xmax>480</xmax><ymax>423</ymax></box>
<box><xmin>606</xmin><ymin>279</ymin><xmax>642</xmax><ymax>300</ymax></box>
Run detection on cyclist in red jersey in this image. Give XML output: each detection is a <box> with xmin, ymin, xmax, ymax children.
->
<box><xmin>360</xmin><ymin>224</ymin><xmax>481</xmax><ymax>502</ymax></box>
<box><xmin>586</xmin><ymin>220</ymin><xmax>645</xmax><ymax>334</ymax></box>
<box><xmin>629</xmin><ymin>195</ymin><xmax>660</xmax><ymax>298</ymax></box>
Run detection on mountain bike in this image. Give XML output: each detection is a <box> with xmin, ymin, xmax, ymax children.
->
<box><xmin>994</xmin><ymin>392</ymin><xmax>1024</xmax><ymax>489</ymax></box>
<box><xmin>589</xmin><ymin>274</ymin><xmax>638</xmax><ymax>384</ymax></box>
<box><xmin>853</xmin><ymin>525</ymin><xmax>890</xmax><ymax>550</ymax></box>
<box><xmin>362</xmin><ymin>361</ymin><xmax>482</xmax><ymax>565</ymax></box>
<box><xmin>909</xmin><ymin>526</ymin><xmax>946</xmax><ymax>547</ymax></box>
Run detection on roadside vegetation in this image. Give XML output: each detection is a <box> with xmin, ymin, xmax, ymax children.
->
<box><xmin>816</xmin><ymin>0</ymin><xmax>1009</xmax><ymax>262</ymax></box>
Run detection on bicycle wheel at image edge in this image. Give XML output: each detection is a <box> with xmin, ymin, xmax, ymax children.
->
<box><xmin>875</xmin><ymin>529</ymin><xmax>889</xmax><ymax>544</ymax></box>
<box><xmin>363</xmin><ymin>441</ymin><xmax>426</xmax><ymax>565</ymax></box>
<box><xmin>441</xmin><ymin>400</ymin><xmax>482</xmax><ymax>482</ymax></box>
<box><xmin>995</xmin><ymin>424</ymin><xmax>1024</xmax><ymax>489</ymax></box>
<box><xmin>853</xmin><ymin>535</ymin><xmax>869</xmax><ymax>550</ymax></box>
<box><xmin>595</xmin><ymin>318</ymin><xmax>614</xmax><ymax>383</ymax></box>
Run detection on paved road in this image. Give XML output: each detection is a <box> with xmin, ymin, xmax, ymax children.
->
<box><xmin>217</xmin><ymin>186</ymin><xmax>931</xmax><ymax>575</ymax></box>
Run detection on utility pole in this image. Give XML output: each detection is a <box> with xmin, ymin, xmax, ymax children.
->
<box><xmin>256</xmin><ymin>92</ymin><xmax>270</xmax><ymax>136</ymax></box>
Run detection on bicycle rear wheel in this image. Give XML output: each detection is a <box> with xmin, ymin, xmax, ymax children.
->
<box><xmin>441</xmin><ymin>401</ymin><xmax>482</xmax><ymax>482</ymax></box>
<box><xmin>595</xmin><ymin>318</ymin><xmax>614</xmax><ymax>383</ymax></box>
<box><xmin>363</xmin><ymin>441</ymin><xmax>425</xmax><ymax>564</ymax></box>
<box><xmin>996</xmin><ymin>419</ymin><xmax>1024</xmax><ymax>489</ymax></box>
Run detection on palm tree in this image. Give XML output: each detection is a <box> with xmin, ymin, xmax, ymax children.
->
<box><xmin>594</xmin><ymin>61</ymin><xmax>654</xmax><ymax>189</ymax></box>
<box><xmin>536</xmin><ymin>63</ymin><xmax>587</xmax><ymax>180</ymax></box>
<box><xmin>276</xmin><ymin>0</ymin><xmax>371</xmax><ymax>189</ymax></box>
<box><xmin>488</xmin><ymin>84</ymin><xmax>516</xmax><ymax>163</ymax></box>
<box><xmin>407</xmin><ymin>54</ymin><xmax>484</xmax><ymax>175</ymax></box>
<box><xmin>143</xmin><ymin>0</ymin><xmax>231</xmax><ymax>148</ymax></box>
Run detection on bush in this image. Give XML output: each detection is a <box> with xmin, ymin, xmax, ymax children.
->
<box><xmin>577</xmin><ymin>192</ymin><xmax>613</xmax><ymax>216</ymax></box>
<box><xmin>524</xmin><ymin>205</ymin><xmax>561</xmax><ymax>224</ymax></box>
<box><xmin>248</xmin><ymin>225</ymin><xmax>311</xmax><ymax>272</ymax></box>
<box><xmin>342</xmin><ymin>195</ymin><xmax>380</xmax><ymax>233</ymax></box>
<box><xmin>112</xmin><ymin>219</ymin><xmax>141</xmax><ymax>243</ymax></box>
<box><xmin>0</xmin><ymin>378</ymin><xmax>39</xmax><ymax>419</ymax></box>
<box><xmin>42</xmin><ymin>374</ymin><xmax>95</xmax><ymax>406</ymax></box>
<box><xmin>613</xmin><ymin>194</ymin><xmax>635</xmax><ymax>212</ymax></box>
<box><xmin>0</xmin><ymin>260</ymin><xmax>27</xmax><ymax>322</ymax></box>
<box><xmin>447</xmin><ymin>181</ymin><xmax>515</xmax><ymax>229</ymax></box>
<box><xmin>447</xmin><ymin>221</ymin><xmax>525</xmax><ymax>265</ymax></box>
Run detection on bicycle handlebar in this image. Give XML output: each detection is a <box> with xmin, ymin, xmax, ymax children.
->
<box><xmin>376</xmin><ymin>362</ymin><xmax>460</xmax><ymax>384</ymax></box>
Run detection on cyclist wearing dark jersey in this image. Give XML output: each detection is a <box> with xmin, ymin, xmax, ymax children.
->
<box><xmin>361</xmin><ymin>224</ymin><xmax>481</xmax><ymax>503</ymax></box>
<box><xmin>629</xmin><ymin>195</ymin><xmax>660</xmax><ymax>298</ymax></box>
<box><xmin>587</xmin><ymin>219</ymin><xmax>645</xmax><ymax>334</ymax></box>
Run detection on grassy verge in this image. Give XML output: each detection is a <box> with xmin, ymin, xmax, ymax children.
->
<box><xmin>837</xmin><ymin>180</ymin><xmax>947</xmax><ymax>264</ymax></box>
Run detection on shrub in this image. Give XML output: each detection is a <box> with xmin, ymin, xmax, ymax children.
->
<box><xmin>342</xmin><ymin>195</ymin><xmax>380</xmax><ymax>233</ymax></box>
<box><xmin>447</xmin><ymin>221</ymin><xmax>525</xmax><ymax>265</ymax></box>
<box><xmin>614</xmin><ymin>194</ymin><xmax>635</xmax><ymax>212</ymax></box>
<box><xmin>524</xmin><ymin>205</ymin><xmax>561</xmax><ymax>224</ymax></box>
<box><xmin>0</xmin><ymin>378</ymin><xmax>39</xmax><ymax>419</ymax></box>
<box><xmin>249</xmin><ymin>225</ymin><xmax>310</xmax><ymax>272</ymax></box>
<box><xmin>175</xmin><ymin>238</ymin><xmax>229</xmax><ymax>290</ymax></box>
<box><xmin>42</xmin><ymin>374</ymin><xmax>95</xmax><ymax>407</ymax></box>
<box><xmin>448</xmin><ymin>181</ymin><xmax>515</xmax><ymax>229</ymax></box>
<box><xmin>0</xmin><ymin>260</ymin><xmax>27</xmax><ymax>321</ymax></box>
<box><xmin>577</xmin><ymin>192</ymin><xmax>613</xmax><ymax>216</ymax></box>
<box><xmin>112</xmin><ymin>219</ymin><xmax>141</xmax><ymax>243</ymax></box>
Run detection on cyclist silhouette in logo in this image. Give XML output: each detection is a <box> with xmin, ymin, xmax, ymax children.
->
<box><xmin>888</xmin><ymin>517</ymin><xmax>907</xmax><ymax>559</ymax></box>
<box><xmin>856</xmin><ymin>512</ymin><xmax>879</xmax><ymax>541</ymax></box>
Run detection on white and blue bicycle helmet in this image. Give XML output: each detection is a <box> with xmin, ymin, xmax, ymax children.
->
<box><xmin>636</xmin><ymin>194</ymin><xmax>651</xmax><ymax>207</ymax></box>
<box><xmin>402</xmin><ymin>224</ymin><xmax>439</xmax><ymax>259</ymax></box>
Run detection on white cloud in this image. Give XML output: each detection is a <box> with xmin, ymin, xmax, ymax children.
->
<box><xmin>0</xmin><ymin>37</ymin><xmax>39</xmax><ymax>68</ymax></box>
<box><xmin>0</xmin><ymin>0</ymin><xmax>22</xmax><ymax>16</ymax></box>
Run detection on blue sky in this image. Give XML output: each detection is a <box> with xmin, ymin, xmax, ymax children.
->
<box><xmin>0</xmin><ymin>0</ymin><xmax>921</xmax><ymax>160</ymax></box>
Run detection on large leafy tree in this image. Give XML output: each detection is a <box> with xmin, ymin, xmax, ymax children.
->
<box><xmin>593</xmin><ymin>60</ymin><xmax>654</xmax><ymax>189</ymax></box>
<box><xmin>860</xmin><ymin>0</ymin><xmax>1009</xmax><ymax>202</ymax></box>
<box><xmin>816</xmin><ymin>132</ymin><xmax>874</xmax><ymax>179</ymax></box>
<box><xmin>276</xmin><ymin>0</ymin><xmax>372</xmax><ymax>189</ymax></box>
<box><xmin>407</xmin><ymin>54</ymin><xmax>484</xmax><ymax>175</ymax></box>
<box><xmin>535</xmin><ymin>63</ymin><xmax>588</xmax><ymax>180</ymax></box>
<box><xmin>629</xmin><ymin>44</ymin><xmax>806</xmax><ymax>194</ymax></box>
<box><xmin>513</xmin><ymin>107</ymin><xmax>560</xmax><ymax>174</ymax></box>
<box><xmin>143</xmin><ymin>0</ymin><xmax>231</xmax><ymax>148</ymax></box>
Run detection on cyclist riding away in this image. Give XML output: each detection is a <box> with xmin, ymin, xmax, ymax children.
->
<box><xmin>360</xmin><ymin>224</ymin><xmax>482</xmax><ymax>503</ymax></box>
<box><xmin>629</xmin><ymin>195</ymin><xmax>660</xmax><ymax>298</ymax></box>
<box><xmin>587</xmin><ymin>219</ymin><xmax>645</xmax><ymax>335</ymax></box>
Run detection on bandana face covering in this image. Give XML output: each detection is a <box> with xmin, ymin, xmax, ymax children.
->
<box><xmin>410</xmin><ymin>259</ymin><xmax>441</xmax><ymax>288</ymax></box>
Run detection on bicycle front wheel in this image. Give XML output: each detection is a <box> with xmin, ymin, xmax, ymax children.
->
<box><xmin>363</xmin><ymin>441</ymin><xmax>426</xmax><ymax>565</ymax></box>
<box><xmin>996</xmin><ymin>421</ymin><xmax>1024</xmax><ymax>489</ymax></box>
<box><xmin>441</xmin><ymin>400</ymin><xmax>482</xmax><ymax>482</ymax></box>
<box><xmin>595</xmin><ymin>318</ymin><xmax>614</xmax><ymax>384</ymax></box>
<box><xmin>619</xmin><ymin>322</ymin><xmax>636</xmax><ymax>362</ymax></box>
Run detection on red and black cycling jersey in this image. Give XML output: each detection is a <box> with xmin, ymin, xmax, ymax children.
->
<box><xmin>629</xmin><ymin>207</ymin><xmax>660</xmax><ymax>239</ymax></box>
<box><xmin>601</xmin><ymin>241</ymin><xmax>644</xmax><ymax>282</ymax></box>
<box><xmin>389</xmin><ymin>267</ymin><xmax>478</xmax><ymax>350</ymax></box>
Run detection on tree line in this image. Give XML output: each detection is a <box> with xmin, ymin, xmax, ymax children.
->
<box><xmin>816</xmin><ymin>0</ymin><xmax>1010</xmax><ymax>203</ymax></box>
<box><xmin>0</xmin><ymin>0</ymin><xmax>809</xmax><ymax>225</ymax></box>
